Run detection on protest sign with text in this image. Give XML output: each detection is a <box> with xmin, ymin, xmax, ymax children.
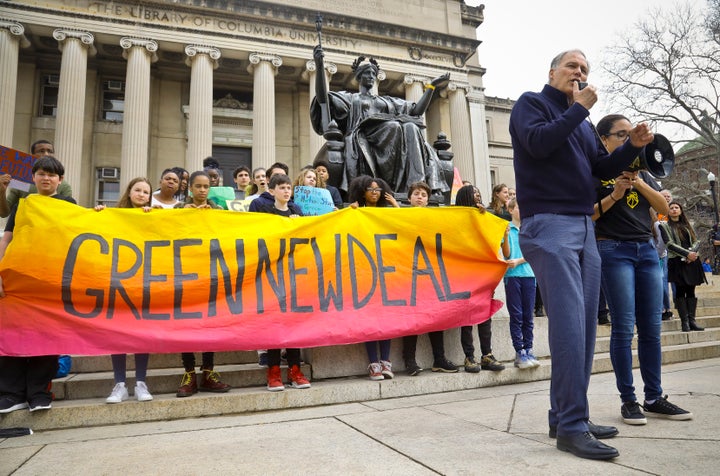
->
<box><xmin>0</xmin><ymin>145</ymin><xmax>35</xmax><ymax>192</ymax></box>
<box><xmin>0</xmin><ymin>197</ymin><xmax>507</xmax><ymax>356</ymax></box>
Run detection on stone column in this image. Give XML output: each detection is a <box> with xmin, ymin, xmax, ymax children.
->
<box><xmin>248</xmin><ymin>53</ymin><xmax>282</xmax><ymax>170</ymax></box>
<box><xmin>403</xmin><ymin>75</ymin><xmax>426</xmax><ymax>104</ymax></box>
<box><xmin>467</xmin><ymin>88</ymin><xmax>492</xmax><ymax>199</ymax></box>
<box><xmin>120</xmin><ymin>37</ymin><xmax>158</xmax><ymax>186</ymax></box>
<box><xmin>53</xmin><ymin>29</ymin><xmax>95</xmax><ymax>191</ymax></box>
<box><xmin>185</xmin><ymin>45</ymin><xmax>220</xmax><ymax>172</ymax></box>
<box><xmin>305</xmin><ymin>59</ymin><xmax>337</xmax><ymax>161</ymax></box>
<box><xmin>372</xmin><ymin>69</ymin><xmax>386</xmax><ymax>97</ymax></box>
<box><xmin>404</xmin><ymin>75</ymin><xmax>429</xmax><ymax>137</ymax></box>
<box><xmin>0</xmin><ymin>21</ymin><xmax>29</xmax><ymax>146</ymax></box>
<box><xmin>447</xmin><ymin>82</ymin><xmax>474</xmax><ymax>181</ymax></box>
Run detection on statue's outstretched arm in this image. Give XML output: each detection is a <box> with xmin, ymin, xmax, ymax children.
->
<box><xmin>410</xmin><ymin>73</ymin><xmax>450</xmax><ymax>116</ymax></box>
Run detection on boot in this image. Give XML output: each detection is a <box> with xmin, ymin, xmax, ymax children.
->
<box><xmin>402</xmin><ymin>336</ymin><xmax>421</xmax><ymax>375</ymax></box>
<box><xmin>199</xmin><ymin>369</ymin><xmax>231</xmax><ymax>393</ymax></box>
<box><xmin>176</xmin><ymin>371</ymin><xmax>197</xmax><ymax>397</ymax></box>
<box><xmin>686</xmin><ymin>297</ymin><xmax>705</xmax><ymax>331</ymax></box>
<box><xmin>676</xmin><ymin>297</ymin><xmax>690</xmax><ymax>332</ymax></box>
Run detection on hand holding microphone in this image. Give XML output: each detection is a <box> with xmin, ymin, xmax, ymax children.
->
<box><xmin>573</xmin><ymin>80</ymin><xmax>597</xmax><ymax>110</ymax></box>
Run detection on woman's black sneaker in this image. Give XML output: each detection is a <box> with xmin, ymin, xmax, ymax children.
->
<box><xmin>643</xmin><ymin>395</ymin><xmax>693</xmax><ymax>420</ymax></box>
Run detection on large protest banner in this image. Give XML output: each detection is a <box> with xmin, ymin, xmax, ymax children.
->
<box><xmin>0</xmin><ymin>196</ymin><xmax>508</xmax><ymax>356</ymax></box>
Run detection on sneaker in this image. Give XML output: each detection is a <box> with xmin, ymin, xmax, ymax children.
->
<box><xmin>464</xmin><ymin>356</ymin><xmax>481</xmax><ymax>373</ymax></box>
<box><xmin>380</xmin><ymin>360</ymin><xmax>394</xmax><ymax>379</ymax></box>
<box><xmin>481</xmin><ymin>353</ymin><xmax>505</xmax><ymax>371</ymax></box>
<box><xmin>267</xmin><ymin>365</ymin><xmax>285</xmax><ymax>391</ymax></box>
<box><xmin>661</xmin><ymin>310</ymin><xmax>673</xmax><ymax>321</ymax></box>
<box><xmin>598</xmin><ymin>315</ymin><xmax>611</xmax><ymax>326</ymax></box>
<box><xmin>288</xmin><ymin>364</ymin><xmax>311</xmax><ymax>389</ymax></box>
<box><xmin>514</xmin><ymin>349</ymin><xmax>533</xmax><ymax>369</ymax></box>
<box><xmin>432</xmin><ymin>357</ymin><xmax>459</xmax><ymax>373</ymax></box>
<box><xmin>405</xmin><ymin>359</ymin><xmax>423</xmax><ymax>376</ymax></box>
<box><xmin>621</xmin><ymin>401</ymin><xmax>647</xmax><ymax>425</ymax></box>
<box><xmin>258</xmin><ymin>351</ymin><xmax>268</xmax><ymax>367</ymax></box>
<box><xmin>106</xmin><ymin>382</ymin><xmax>129</xmax><ymax>404</ymax></box>
<box><xmin>526</xmin><ymin>349</ymin><xmax>541</xmax><ymax>368</ymax></box>
<box><xmin>0</xmin><ymin>397</ymin><xmax>29</xmax><ymax>414</ymax></box>
<box><xmin>368</xmin><ymin>362</ymin><xmax>384</xmax><ymax>380</ymax></box>
<box><xmin>176</xmin><ymin>371</ymin><xmax>198</xmax><ymax>398</ymax></box>
<box><xmin>199</xmin><ymin>369</ymin><xmax>231</xmax><ymax>393</ymax></box>
<box><xmin>28</xmin><ymin>400</ymin><xmax>52</xmax><ymax>412</ymax></box>
<box><xmin>134</xmin><ymin>381</ymin><xmax>153</xmax><ymax>402</ymax></box>
<box><xmin>643</xmin><ymin>395</ymin><xmax>693</xmax><ymax>420</ymax></box>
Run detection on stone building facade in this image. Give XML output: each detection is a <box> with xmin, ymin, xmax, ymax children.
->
<box><xmin>0</xmin><ymin>0</ymin><xmax>515</xmax><ymax>206</ymax></box>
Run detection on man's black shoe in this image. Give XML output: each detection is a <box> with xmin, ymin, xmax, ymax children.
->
<box><xmin>556</xmin><ymin>431</ymin><xmax>619</xmax><ymax>460</ymax></box>
<box><xmin>549</xmin><ymin>421</ymin><xmax>618</xmax><ymax>439</ymax></box>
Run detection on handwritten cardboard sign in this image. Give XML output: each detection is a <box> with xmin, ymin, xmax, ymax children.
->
<box><xmin>294</xmin><ymin>186</ymin><xmax>334</xmax><ymax>216</ymax></box>
<box><xmin>226</xmin><ymin>198</ymin><xmax>254</xmax><ymax>212</ymax></box>
<box><xmin>0</xmin><ymin>145</ymin><xmax>35</xmax><ymax>192</ymax></box>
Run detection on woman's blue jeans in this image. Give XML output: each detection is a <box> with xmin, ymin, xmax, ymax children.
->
<box><xmin>598</xmin><ymin>239</ymin><xmax>663</xmax><ymax>403</ymax></box>
<box><xmin>660</xmin><ymin>256</ymin><xmax>671</xmax><ymax>310</ymax></box>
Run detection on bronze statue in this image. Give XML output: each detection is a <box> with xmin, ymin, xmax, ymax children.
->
<box><xmin>311</xmin><ymin>44</ymin><xmax>451</xmax><ymax>195</ymax></box>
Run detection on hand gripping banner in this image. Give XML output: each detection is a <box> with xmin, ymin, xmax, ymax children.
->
<box><xmin>0</xmin><ymin>196</ymin><xmax>508</xmax><ymax>356</ymax></box>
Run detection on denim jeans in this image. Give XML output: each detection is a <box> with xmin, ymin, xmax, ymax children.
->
<box><xmin>504</xmin><ymin>277</ymin><xmax>536</xmax><ymax>351</ymax></box>
<box><xmin>520</xmin><ymin>214</ymin><xmax>599</xmax><ymax>436</ymax></box>
<box><xmin>598</xmin><ymin>240</ymin><xmax>663</xmax><ymax>403</ymax></box>
<box><xmin>660</xmin><ymin>256</ymin><xmax>671</xmax><ymax>310</ymax></box>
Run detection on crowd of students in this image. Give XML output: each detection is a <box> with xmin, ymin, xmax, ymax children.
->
<box><xmin>0</xmin><ymin>137</ymin><xmax>701</xmax><ymax>429</ymax></box>
<box><xmin>0</xmin><ymin>145</ymin><xmax>529</xmax><ymax>414</ymax></box>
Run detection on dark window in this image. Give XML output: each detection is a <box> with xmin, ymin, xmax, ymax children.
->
<box><xmin>102</xmin><ymin>80</ymin><xmax>125</xmax><ymax>122</ymax></box>
<box><xmin>40</xmin><ymin>74</ymin><xmax>60</xmax><ymax>117</ymax></box>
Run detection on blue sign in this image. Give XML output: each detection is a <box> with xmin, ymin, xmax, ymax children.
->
<box><xmin>293</xmin><ymin>186</ymin><xmax>335</xmax><ymax>216</ymax></box>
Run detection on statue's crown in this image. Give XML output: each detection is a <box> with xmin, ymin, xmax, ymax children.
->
<box><xmin>351</xmin><ymin>56</ymin><xmax>380</xmax><ymax>75</ymax></box>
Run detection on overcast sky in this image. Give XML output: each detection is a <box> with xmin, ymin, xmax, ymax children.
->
<box><xmin>465</xmin><ymin>0</ymin><xmax>704</xmax><ymax>138</ymax></box>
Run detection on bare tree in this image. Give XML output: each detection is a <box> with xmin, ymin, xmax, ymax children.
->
<box><xmin>602</xmin><ymin>2</ymin><xmax>719</xmax><ymax>150</ymax></box>
<box><xmin>601</xmin><ymin>1</ymin><xmax>720</xmax><ymax>258</ymax></box>
<box><xmin>708</xmin><ymin>0</ymin><xmax>720</xmax><ymax>44</ymax></box>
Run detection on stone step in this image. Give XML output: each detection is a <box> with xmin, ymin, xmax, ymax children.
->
<box><xmin>52</xmin><ymin>363</ymin><xmax>310</xmax><ymax>401</ymax></box>
<box><xmin>4</xmin><ymin>344</ymin><xmax>719</xmax><ymax>432</ymax></box>
<box><xmin>595</xmin><ymin>315</ymin><xmax>719</xmax><ymax>337</ymax></box>
<box><xmin>595</xmin><ymin>325</ymin><xmax>720</xmax><ymax>353</ymax></box>
<box><xmin>50</xmin><ymin>316</ymin><xmax>720</xmax><ymax>401</ymax></box>
<box><xmin>70</xmin><ymin>351</ymin><xmax>259</xmax><ymax>373</ymax></box>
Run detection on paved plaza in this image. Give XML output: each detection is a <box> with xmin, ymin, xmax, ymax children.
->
<box><xmin>1</xmin><ymin>358</ymin><xmax>718</xmax><ymax>475</ymax></box>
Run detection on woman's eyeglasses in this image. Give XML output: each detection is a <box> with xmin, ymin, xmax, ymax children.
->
<box><xmin>605</xmin><ymin>130</ymin><xmax>630</xmax><ymax>140</ymax></box>
<box><xmin>366</xmin><ymin>187</ymin><xmax>383</xmax><ymax>192</ymax></box>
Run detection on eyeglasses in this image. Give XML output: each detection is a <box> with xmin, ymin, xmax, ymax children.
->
<box><xmin>605</xmin><ymin>130</ymin><xmax>630</xmax><ymax>140</ymax></box>
<box><xmin>366</xmin><ymin>187</ymin><xmax>383</xmax><ymax>193</ymax></box>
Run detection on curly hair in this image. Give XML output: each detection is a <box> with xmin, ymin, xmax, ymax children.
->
<box><xmin>347</xmin><ymin>175</ymin><xmax>393</xmax><ymax>207</ymax></box>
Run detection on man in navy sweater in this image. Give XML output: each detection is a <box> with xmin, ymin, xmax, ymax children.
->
<box><xmin>509</xmin><ymin>49</ymin><xmax>654</xmax><ymax>460</ymax></box>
